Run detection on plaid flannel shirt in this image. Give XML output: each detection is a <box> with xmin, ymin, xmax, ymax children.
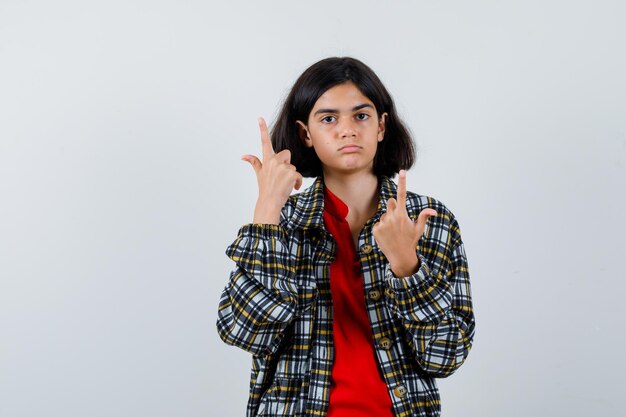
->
<box><xmin>217</xmin><ymin>175</ymin><xmax>475</xmax><ymax>417</ymax></box>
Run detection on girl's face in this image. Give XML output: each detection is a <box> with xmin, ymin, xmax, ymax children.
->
<box><xmin>296</xmin><ymin>82</ymin><xmax>387</xmax><ymax>177</ymax></box>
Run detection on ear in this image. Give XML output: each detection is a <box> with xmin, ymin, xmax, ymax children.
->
<box><xmin>377</xmin><ymin>112</ymin><xmax>388</xmax><ymax>141</ymax></box>
<box><xmin>296</xmin><ymin>120</ymin><xmax>313</xmax><ymax>148</ymax></box>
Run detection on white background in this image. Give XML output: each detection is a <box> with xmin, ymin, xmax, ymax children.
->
<box><xmin>1</xmin><ymin>1</ymin><xmax>625</xmax><ymax>416</ymax></box>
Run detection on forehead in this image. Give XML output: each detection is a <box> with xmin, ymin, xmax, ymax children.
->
<box><xmin>312</xmin><ymin>82</ymin><xmax>374</xmax><ymax>109</ymax></box>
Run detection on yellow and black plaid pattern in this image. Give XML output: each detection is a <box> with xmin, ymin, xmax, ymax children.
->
<box><xmin>217</xmin><ymin>176</ymin><xmax>475</xmax><ymax>417</ymax></box>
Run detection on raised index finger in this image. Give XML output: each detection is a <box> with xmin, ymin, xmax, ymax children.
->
<box><xmin>258</xmin><ymin>117</ymin><xmax>275</xmax><ymax>160</ymax></box>
<box><xmin>397</xmin><ymin>169</ymin><xmax>408</xmax><ymax>213</ymax></box>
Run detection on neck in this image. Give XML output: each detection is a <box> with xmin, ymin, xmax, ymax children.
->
<box><xmin>322</xmin><ymin>170</ymin><xmax>379</xmax><ymax>218</ymax></box>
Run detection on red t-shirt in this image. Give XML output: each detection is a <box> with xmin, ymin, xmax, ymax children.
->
<box><xmin>323</xmin><ymin>186</ymin><xmax>394</xmax><ymax>417</ymax></box>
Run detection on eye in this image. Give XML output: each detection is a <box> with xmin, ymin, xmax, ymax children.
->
<box><xmin>355</xmin><ymin>113</ymin><xmax>370</xmax><ymax>121</ymax></box>
<box><xmin>321</xmin><ymin>115</ymin><xmax>336</xmax><ymax>124</ymax></box>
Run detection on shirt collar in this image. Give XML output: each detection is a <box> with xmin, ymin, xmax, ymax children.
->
<box><xmin>323</xmin><ymin>186</ymin><xmax>349</xmax><ymax>219</ymax></box>
<box><xmin>286</xmin><ymin>175</ymin><xmax>397</xmax><ymax>232</ymax></box>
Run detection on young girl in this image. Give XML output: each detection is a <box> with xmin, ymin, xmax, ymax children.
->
<box><xmin>217</xmin><ymin>57</ymin><xmax>475</xmax><ymax>417</ymax></box>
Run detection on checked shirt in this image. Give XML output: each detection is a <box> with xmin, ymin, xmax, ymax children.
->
<box><xmin>217</xmin><ymin>175</ymin><xmax>475</xmax><ymax>417</ymax></box>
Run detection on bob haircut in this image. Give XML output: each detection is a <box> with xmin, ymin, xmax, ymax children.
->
<box><xmin>271</xmin><ymin>57</ymin><xmax>415</xmax><ymax>178</ymax></box>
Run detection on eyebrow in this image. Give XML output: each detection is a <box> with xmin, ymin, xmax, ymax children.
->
<box><xmin>313</xmin><ymin>103</ymin><xmax>374</xmax><ymax>116</ymax></box>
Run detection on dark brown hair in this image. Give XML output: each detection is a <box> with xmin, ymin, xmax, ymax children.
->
<box><xmin>271</xmin><ymin>57</ymin><xmax>415</xmax><ymax>178</ymax></box>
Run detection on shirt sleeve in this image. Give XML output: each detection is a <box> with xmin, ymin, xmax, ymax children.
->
<box><xmin>216</xmin><ymin>223</ymin><xmax>316</xmax><ymax>357</ymax></box>
<box><xmin>383</xmin><ymin>214</ymin><xmax>475</xmax><ymax>378</ymax></box>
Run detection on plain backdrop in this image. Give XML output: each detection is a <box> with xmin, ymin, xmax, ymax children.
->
<box><xmin>1</xmin><ymin>1</ymin><xmax>625</xmax><ymax>416</ymax></box>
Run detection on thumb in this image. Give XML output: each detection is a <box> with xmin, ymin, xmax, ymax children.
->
<box><xmin>294</xmin><ymin>173</ymin><xmax>303</xmax><ymax>190</ymax></box>
<box><xmin>415</xmin><ymin>209</ymin><xmax>438</xmax><ymax>233</ymax></box>
<box><xmin>241</xmin><ymin>155</ymin><xmax>262</xmax><ymax>175</ymax></box>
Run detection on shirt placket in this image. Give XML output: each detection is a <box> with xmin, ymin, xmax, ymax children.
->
<box><xmin>358</xmin><ymin>223</ymin><xmax>414</xmax><ymax>416</ymax></box>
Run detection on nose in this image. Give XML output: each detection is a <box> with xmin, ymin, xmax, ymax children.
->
<box><xmin>337</xmin><ymin>117</ymin><xmax>357</xmax><ymax>138</ymax></box>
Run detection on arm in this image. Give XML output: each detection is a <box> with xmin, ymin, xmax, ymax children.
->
<box><xmin>216</xmin><ymin>223</ymin><xmax>316</xmax><ymax>357</ymax></box>
<box><xmin>384</xmin><ymin>215</ymin><xmax>475</xmax><ymax>378</ymax></box>
<box><xmin>218</xmin><ymin>117</ymin><xmax>310</xmax><ymax>356</ymax></box>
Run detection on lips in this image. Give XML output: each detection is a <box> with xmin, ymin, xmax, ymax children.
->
<box><xmin>339</xmin><ymin>144</ymin><xmax>361</xmax><ymax>152</ymax></box>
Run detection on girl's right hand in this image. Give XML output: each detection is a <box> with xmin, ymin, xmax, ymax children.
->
<box><xmin>241</xmin><ymin>117</ymin><xmax>303</xmax><ymax>225</ymax></box>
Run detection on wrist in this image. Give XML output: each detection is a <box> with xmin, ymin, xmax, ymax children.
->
<box><xmin>253</xmin><ymin>200</ymin><xmax>282</xmax><ymax>225</ymax></box>
<box><xmin>389</xmin><ymin>253</ymin><xmax>420</xmax><ymax>278</ymax></box>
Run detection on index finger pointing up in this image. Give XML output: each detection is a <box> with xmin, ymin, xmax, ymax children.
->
<box><xmin>258</xmin><ymin>117</ymin><xmax>275</xmax><ymax>160</ymax></box>
<box><xmin>397</xmin><ymin>169</ymin><xmax>408</xmax><ymax>213</ymax></box>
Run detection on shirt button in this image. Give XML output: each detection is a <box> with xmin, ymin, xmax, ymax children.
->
<box><xmin>368</xmin><ymin>289</ymin><xmax>382</xmax><ymax>301</ymax></box>
<box><xmin>393</xmin><ymin>384</ymin><xmax>408</xmax><ymax>398</ymax></box>
<box><xmin>378</xmin><ymin>337</ymin><xmax>392</xmax><ymax>350</ymax></box>
<box><xmin>360</xmin><ymin>243</ymin><xmax>373</xmax><ymax>254</ymax></box>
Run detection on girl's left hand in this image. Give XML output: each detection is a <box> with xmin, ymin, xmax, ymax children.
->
<box><xmin>372</xmin><ymin>170</ymin><xmax>438</xmax><ymax>277</ymax></box>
